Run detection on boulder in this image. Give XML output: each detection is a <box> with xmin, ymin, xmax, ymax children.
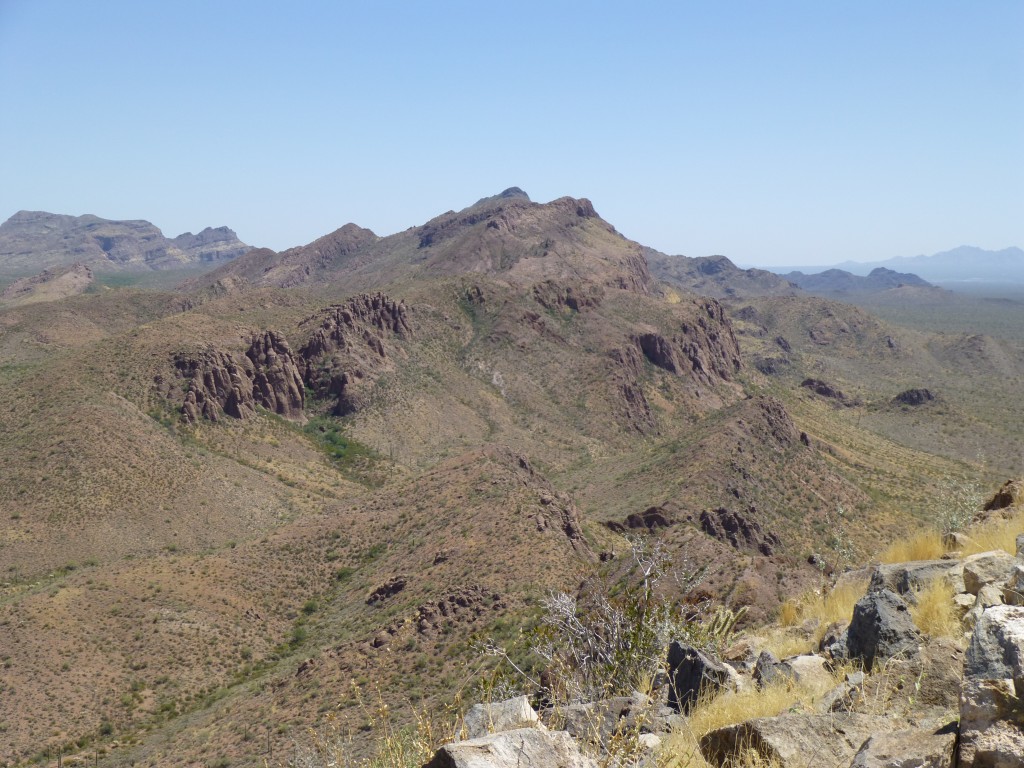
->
<box><xmin>962</xmin><ymin>551</ymin><xmax>1018</xmax><ymax>596</ymax></box>
<box><xmin>667</xmin><ymin>641</ymin><xmax>732</xmax><ymax>714</ymax></box>
<box><xmin>753</xmin><ymin>650</ymin><xmax>788</xmax><ymax>688</ymax></box>
<box><xmin>783</xmin><ymin>655</ymin><xmax>834</xmax><ymax>690</ymax></box>
<box><xmin>958</xmin><ymin>605</ymin><xmax>1024</xmax><ymax>767</ymax></box>
<box><xmin>464</xmin><ymin>697</ymin><xmax>543</xmax><ymax>739</ymax></box>
<box><xmin>849</xmin><ymin>724</ymin><xmax>957</xmax><ymax>768</ymax></box>
<box><xmin>699</xmin><ymin>713</ymin><xmax>889</xmax><ymax>767</ymax></box>
<box><xmin>424</xmin><ymin>729</ymin><xmax>596</xmax><ymax>768</ymax></box>
<box><xmin>817</xmin><ymin>671</ymin><xmax>866</xmax><ymax>714</ymax></box>
<box><xmin>846</xmin><ymin>590</ymin><xmax>921</xmax><ymax>671</ymax></box>
<box><xmin>868</xmin><ymin>559</ymin><xmax>965</xmax><ymax>596</ymax></box>
<box><xmin>549</xmin><ymin>693</ymin><xmax>651</xmax><ymax>746</ymax></box>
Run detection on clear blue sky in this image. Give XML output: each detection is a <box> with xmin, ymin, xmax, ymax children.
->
<box><xmin>1</xmin><ymin>1</ymin><xmax>1020</xmax><ymax>267</ymax></box>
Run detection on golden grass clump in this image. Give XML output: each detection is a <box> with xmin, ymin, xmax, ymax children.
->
<box><xmin>960</xmin><ymin>508</ymin><xmax>1024</xmax><ymax>557</ymax></box>
<box><xmin>909</xmin><ymin>579</ymin><xmax>959</xmax><ymax>639</ymax></box>
<box><xmin>878</xmin><ymin>529</ymin><xmax>945</xmax><ymax>564</ymax></box>
<box><xmin>661</xmin><ymin>671</ymin><xmax>843</xmax><ymax>768</ymax></box>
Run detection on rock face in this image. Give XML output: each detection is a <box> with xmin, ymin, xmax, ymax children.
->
<box><xmin>0</xmin><ymin>210</ymin><xmax>250</xmax><ymax>271</ymax></box>
<box><xmin>846</xmin><ymin>589</ymin><xmax>921</xmax><ymax>671</ymax></box>
<box><xmin>700</xmin><ymin>507</ymin><xmax>781</xmax><ymax>556</ymax></box>
<box><xmin>634</xmin><ymin>300</ymin><xmax>742</xmax><ymax>387</ymax></box>
<box><xmin>959</xmin><ymin>605</ymin><xmax>1024</xmax><ymax>767</ymax></box>
<box><xmin>300</xmin><ymin>292</ymin><xmax>411</xmax><ymax>416</ymax></box>
<box><xmin>175</xmin><ymin>331</ymin><xmax>305</xmax><ymax>423</ymax></box>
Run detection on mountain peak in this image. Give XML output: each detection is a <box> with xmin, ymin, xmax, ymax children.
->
<box><xmin>471</xmin><ymin>187</ymin><xmax>531</xmax><ymax>208</ymax></box>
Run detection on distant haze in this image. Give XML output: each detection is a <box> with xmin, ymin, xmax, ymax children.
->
<box><xmin>741</xmin><ymin>246</ymin><xmax>1024</xmax><ymax>284</ymax></box>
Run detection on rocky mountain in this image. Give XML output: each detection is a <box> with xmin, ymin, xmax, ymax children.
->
<box><xmin>191</xmin><ymin>187</ymin><xmax>651</xmax><ymax>296</ymax></box>
<box><xmin>0</xmin><ymin>188</ymin><xmax>1021</xmax><ymax>767</ymax></box>
<box><xmin>783</xmin><ymin>266</ymin><xmax>933</xmax><ymax>295</ymax></box>
<box><xmin>647</xmin><ymin>252</ymin><xmax>799</xmax><ymax>299</ymax></box>
<box><xmin>0</xmin><ymin>210</ymin><xmax>251</xmax><ymax>274</ymax></box>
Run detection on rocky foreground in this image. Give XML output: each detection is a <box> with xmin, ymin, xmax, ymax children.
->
<box><xmin>427</xmin><ymin>512</ymin><xmax>1024</xmax><ymax>767</ymax></box>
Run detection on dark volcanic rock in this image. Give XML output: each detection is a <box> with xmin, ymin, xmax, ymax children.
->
<box><xmin>667</xmin><ymin>641</ymin><xmax>732</xmax><ymax>714</ymax></box>
<box><xmin>893</xmin><ymin>388</ymin><xmax>935</xmax><ymax>406</ymax></box>
<box><xmin>801</xmin><ymin>378</ymin><xmax>848</xmax><ymax>402</ymax></box>
<box><xmin>846</xmin><ymin>589</ymin><xmax>921</xmax><ymax>671</ymax></box>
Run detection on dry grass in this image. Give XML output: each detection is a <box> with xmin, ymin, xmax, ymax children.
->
<box><xmin>878</xmin><ymin>529</ymin><xmax>945</xmax><ymax>563</ymax></box>
<box><xmin>775</xmin><ymin>578</ymin><xmax>868</xmax><ymax>646</ymax></box>
<box><xmin>660</xmin><ymin>671</ymin><xmax>843</xmax><ymax>768</ymax></box>
<box><xmin>909</xmin><ymin>579</ymin><xmax>959</xmax><ymax>639</ymax></box>
<box><xmin>961</xmin><ymin>508</ymin><xmax>1024</xmax><ymax>557</ymax></box>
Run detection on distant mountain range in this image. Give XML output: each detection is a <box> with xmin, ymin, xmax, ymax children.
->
<box><xmin>783</xmin><ymin>266</ymin><xmax>933</xmax><ymax>295</ymax></box>
<box><xmin>0</xmin><ymin>210</ymin><xmax>251</xmax><ymax>273</ymax></box>
<box><xmin>766</xmin><ymin>246</ymin><xmax>1024</xmax><ymax>284</ymax></box>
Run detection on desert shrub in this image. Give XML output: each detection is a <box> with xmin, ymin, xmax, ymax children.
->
<box><xmin>934</xmin><ymin>475</ymin><xmax>983</xmax><ymax>536</ymax></box>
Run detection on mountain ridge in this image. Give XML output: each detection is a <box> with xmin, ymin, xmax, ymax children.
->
<box><xmin>0</xmin><ymin>210</ymin><xmax>252</xmax><ymax>274</ymax></box>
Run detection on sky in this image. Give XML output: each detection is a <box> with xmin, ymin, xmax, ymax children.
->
<box><xmin>1</xmin><ymin>1</ymin><xmax>1021</xmax><ymax>268</ymax></box>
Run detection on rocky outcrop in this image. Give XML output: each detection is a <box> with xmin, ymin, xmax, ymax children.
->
<box><xmin>175</xmin><ymin>331</ymin><xmax>305</xmax><ymax>423</ymax></box>
<box><xmin>608</xmin><ymin>346</ymin><xmax>656</xmax><ymax>434</ymax></box>
<box><xmin>634</xmin><ymin>300</ymin><xmax>742</xmax><ymax>386</ymax></box>
<box><xmin>700</xmin><ymin>507</ymin><xmax>781</xmax><ymax>556</ymax></box>
<box><xmin>801</xmin><ymin>378</ymin><xmax>850</xmax><ymax>403</ymax></box>
<box><xmin>959</xmin><ymin>605</ymin><xmax>1024</xmax><ymax>767</ymax></box>
<box><xmin>245</xmin><ymin>331</ymin><xmax>306</xmax><ymax>419</ymax></box>
<box><xmin>300</xmin><ymin>292</ymin><xmax>411</xmax><ymax>416</ymax></box>
<box><xmin>414</xmin><ymin>586</ymin><xmax>505</xmax><ymax>637</ymax></box>
<box><xmin>532</xmin><ymin>280</ymin><xmax>604</xmax><ymax>313</ymax></box>
<box><xmin>893</xmin><ymin>388</ymin><xmax>936</xmax><ymax>406</ymax></box>
<box><xmin>984</xmin><ymin>479</ymin><xmax>1024</xmax><ymax>512</ymax></box>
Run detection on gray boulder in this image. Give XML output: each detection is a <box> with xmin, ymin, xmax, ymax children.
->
<box><xmin>699</xmin><ymin>713</ymin><xmax>889</xmax><ymax>768</ymax></box>
<box><xmin>868</xmin><ymin>559</ymin><xmax>965</xmax><ymax>596</ymax></box>
<box><xmin>846</xmin><ymin>589</ymin><xmax>921</xmax><ymax>671</ymax></box>
<box><xmin>962</xmin><ymin>551</ymin><xmax>1018</xmax><ymax>596</ymax></box>
<box><xmin>849</xmin><ymin>724</ymin><xmax>957</xmax><ymax>768</ymax></box>
<box><xmin>424</xmin><ymin>728</ymin><xmax>596</xmax><ymax>768</ymax></box>
<box><xmin>958</xmin><ymin>605</ymin><xmax>1024</xmax><ymax>767</ymax></box>
<box><xmin>464</xmin><ymin>696</ymin><xmax>543</xmax><ymax>739</ymax></box>
<box><xmin>1002</xmin><ymin>564</ymin><xmax>1024</xmax><ymax>606</ymax></box>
